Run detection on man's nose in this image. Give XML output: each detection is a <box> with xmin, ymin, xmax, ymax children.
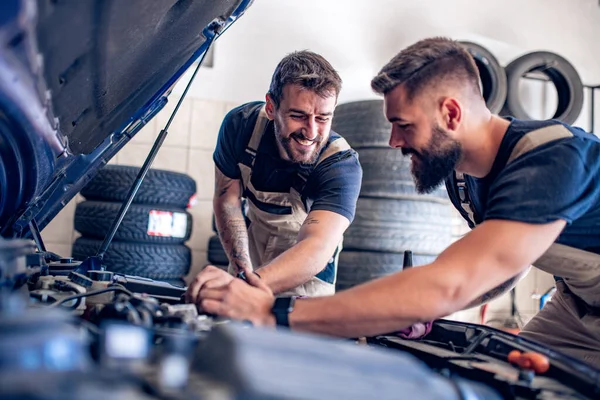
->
<box><xmin>389</xmin><ymin>129</ymin><xmax>406</xmax><ymax>149</ymax></box>
<box><xmin>304</xmin><ymin>118</ymin><xmax>319</xmax><ymax>140</ymax></box>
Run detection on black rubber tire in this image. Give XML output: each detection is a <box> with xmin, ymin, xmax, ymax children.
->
<box><xmin>357</xmin><ymin>148</ymin><xmax>449</xmax><ymax>200</ymax></box>
<box><xmin>343</xmin><ymin>198</ymin><xmax>454</xmax><ymax>254</ymax></box>
<box><xmin>459</xmin><ymin>41</ymin><xmax>507</xmax><ymax>114</ymax></box>
<box><xmin>336</xmin><ymin>251</ymin><xmax>437</xmax><ymax>291</ymax></box>
<box><xmin>81</xmin><ymin>165</ymin><xmax>197</xmax><ymax>208</ymax></box>
<box><xmin>331</xmin><ymin>100</ymin><xmax>391</xmax><ymax>148</ymax></box>
<box><xmin>503</xmin><ymin>51</ymin><xmax>584</xmax><ymax>125</ymax></box>
<box><xmin>72</xmin><ymin>237</ymin><xmax>191</xmax><ymax>280</ymax></box>
<box><xmin>74</xmin><ymin>201</ymin><xmax>192</xmax><ymax>244</ymax></box>
<box><xmin>207</xmin><ymin>235</ymin><xmax>229</xmax><ymax>266</ymax></box>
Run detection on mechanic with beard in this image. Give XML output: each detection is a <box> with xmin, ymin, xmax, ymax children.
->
<box><xmin>190</xmin><ymin>37</ymin><xmax>600</xmax><ymax>369</ymax></box>
<box><xmin>185</xmin><ymin>50</ymin><xmax>362</xmax><ymax>299</ymax></box>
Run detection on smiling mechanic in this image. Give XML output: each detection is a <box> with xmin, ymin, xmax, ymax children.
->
<box><xmin>185</xmin><ymin>51</ymin><xmax>362</xmax><ymax>299</ymax></box>
<box><xmin>190</xmin><ymin>38</ymin><xmax>600</xmax><ymax>368</ymax></box>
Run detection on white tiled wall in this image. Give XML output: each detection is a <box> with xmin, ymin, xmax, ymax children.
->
<box><xmin>41</xmin><ymin>93</ymin><xmax>556</xmax><ymax>328</ymax></box>
<box><xmin>41</xmin><ymin>96</ymin><xmax>237</xmax><ymax>285</ymax></box>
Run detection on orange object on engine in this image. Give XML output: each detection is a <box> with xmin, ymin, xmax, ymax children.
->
<box><xmin>508</xmin><ymin>350</ymin><xmax>550</xmax><ymax>374</ymax></box>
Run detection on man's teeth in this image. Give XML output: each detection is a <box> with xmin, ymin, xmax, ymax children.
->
<box><xmin>295</xmin><ymin>138</ymin><xmax>314</xmax><ymax>146</ymax></box>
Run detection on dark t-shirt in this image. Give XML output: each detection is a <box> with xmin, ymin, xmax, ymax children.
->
<box><xmin>213</xmin><ymin>101</ymin><xmax>363</xmax><ymax>222</ymax></box>
<box><xmin>446</xmin><ymin>118</ymin><xmax>600</xmax><ymax>254</ymax></box>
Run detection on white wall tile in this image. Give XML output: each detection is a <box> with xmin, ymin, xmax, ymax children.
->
<box><xmin>45</xmin><ymin>243</ymin><xmax>72</xmax><ymax>259</ymax></box>
<box><xmin>156</xmin><ymin>96</ymin><xmax>192</xmax><ymax>148</ymax></box>
<box><xmin>117</xmin><ymin>143</ymin><xmax>189</xmax><ymax>174</ymax></box>
<box><xmin>187</xmin><ymin>148</ymin><xmax>215</xmax><ymax>200</ymax></box>
<box><xmin>41</xmin><ymin>197</ymin><xmax>77</xmax><ymax>244</ymax></box>
<box><xmin>187</xmin><ymin>200</ymin><xmax>214</xmax><ymax>252</ymax></box>
<box><xmin>153</xmin><ymin>146</ymin><xmax>189</xmax><ymax>174</ymax></box>
<box><xmin>116</xmin><ymin>143</ymin><xmax>151</xmax><ymax>167</ymax></box>
<box><xmin>107</xmin><ymin>153</ymin><xmax>119</xmax><ymax>165</ymax></box>
<box><xmin>190</xmin><ymin>100</ymin><xmax>228</xmax><ymax>149</ymax></box>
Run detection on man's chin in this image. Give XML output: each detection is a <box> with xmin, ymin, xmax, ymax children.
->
<box><xmin>288</xmin><ymin>147</ymin><xmax>320</xmax><ymax>165</ymax></box>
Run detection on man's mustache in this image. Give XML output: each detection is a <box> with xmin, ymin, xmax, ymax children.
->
<box><xmin>290</xmin><ymin>131</ymin><xmax>321</xmax><ymax>142</ymax></box>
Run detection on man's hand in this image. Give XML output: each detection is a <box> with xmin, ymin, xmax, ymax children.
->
<box><xmin>199</xmin><ymin>271</ymin><xmax>276</xmax><ymax>327</ymax></box>
<box><xmin>185</xmin><ymin>265</ymin><xmax>235</xmax><ymax>304</ymax></box>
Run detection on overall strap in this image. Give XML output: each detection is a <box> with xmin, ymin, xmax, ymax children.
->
<box><xmin>453</xmin><ymin>123</ymin><xmax>573</xmax><ymax>227</ymax></box>
<box><xmin>240</xmin><ymin>106</ymin><xmax>270</xmax><ymax>168</ymax></box>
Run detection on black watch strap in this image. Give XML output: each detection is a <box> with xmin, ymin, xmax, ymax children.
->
<box><xmin>271</xmin><ymin>296</ymin><xmax>296</xmax><ymax>327</ymax></box>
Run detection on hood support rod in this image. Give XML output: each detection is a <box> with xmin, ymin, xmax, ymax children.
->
<box><xmin>95</xmin><ymin>46</ymin><xmax>212</xmax><ymax>261</ymax></box>
<box><xmin>28</xmin><ymin>219</ymin><xmax>46</xmax><ymax>253</ymax></box>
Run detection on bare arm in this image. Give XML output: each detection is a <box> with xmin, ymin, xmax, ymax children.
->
<box><xmin>462</xmin><ymin>266</ymin><xmax>530</xmax><ymax>310</ymax></box>
<box><xmin>213</xmin><ymin>167</ymin><xmax>252</xmax><ymax>274</ymax></box>
<box><xmin>256</xmin><ymin>210</ymin><xmax>350</xmax><ymax>294</ymax></box>
<box><xmin>286</xmin><ymin>218</ymin><xmax>566</xmax><ymax>338</ymax></box>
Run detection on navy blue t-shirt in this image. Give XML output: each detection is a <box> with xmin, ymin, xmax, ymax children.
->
<box><xmin>447</xmin><ymin>118</ymin><xmax>600</xmax><ymax>254</ymax></box>
<box><xmin>213</xmin><ymin>101</ymin><xmax>362</xmax><ymax>223</ymax></box>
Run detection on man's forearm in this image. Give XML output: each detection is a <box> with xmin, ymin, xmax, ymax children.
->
<box><xmin>256</xmin><ymin>236</ymin><xmax>331</xmax><ymax>294</ymax></box>
<box><xmin>214</xmin><ymin>199</ymin><xmax>252</xmax><ymax>273</ymax></box>
<box><xmin>462</xmin><ymin>266</ymin><xmax>530</xmax><ymax>310</ymax></box>
<box><xmin>287</xmin><ymin>263</ymin><xmax>458</xmax><ymax>338</ymax></box>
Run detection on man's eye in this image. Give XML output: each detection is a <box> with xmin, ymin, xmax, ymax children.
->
<box><xmin>291</xmin><ymin>114</ymin><xmax>304</xmax><ymax>120</ymax></box>
<box><xmin>317</xmin><ymin>117</ymin><xmax>330</xmax><ymax>123</ymax></box>
<box><xmin>397</xmin><ymin>124</ymin><xmax>410</xmax><ymax>129</ymax></box>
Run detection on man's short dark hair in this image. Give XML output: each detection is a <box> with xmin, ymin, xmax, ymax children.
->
<box><xmin>268</xmin><ymin>50</ymin><xmax>342</xmax><ymax>107</ymax></box>
<box><xmin>371</xmin><ymin>37</ymin><xmax>481</xmax><ymax>101</ymax></box>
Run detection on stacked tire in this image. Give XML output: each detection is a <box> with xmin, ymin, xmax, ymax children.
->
<box><xmin>72</xmin><ymin>165</ymin><xmax>197</xmax><ymax>287</ymax></box>
<box><xmin>331</xmin><ymin>100</ymin><xmax>456</xmax><ymax>291</ymax></box>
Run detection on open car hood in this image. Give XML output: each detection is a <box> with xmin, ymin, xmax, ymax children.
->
<box><xmin>0</xmin><ymin>0</ymin><xmax>253</xmax><ymax>238</ymax></box>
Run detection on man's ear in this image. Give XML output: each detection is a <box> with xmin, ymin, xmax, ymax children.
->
<box><xmin>265</xmin><ymin>94</ymin><xmax>276</xmax><ymax>120</ymax></box>
<box><xmin>441</xmin><ymin>97</ymin><xmax>462</xmax><ymax>131</ymax></box>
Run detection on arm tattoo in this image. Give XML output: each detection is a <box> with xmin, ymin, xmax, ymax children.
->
<box><xmin>218</xmin><ymin>203</ymin><xmax>252</xmax><ymax>273</ymax></box>
<box><xmin>215</xmin><ymin>173</ymin><xmax>234</xmax><ymax>198</ymax></box>
<box><xmin>214</xmin><ymin>170</ymin><xmax>252</xmax><ymax>273</ymax></box>
<box><xmin>218</xmin><ymin>181</ymin><xmax>233</xmax><ymax>197</ymax></box>
<box><xmin>464</xmin><ymin>268</ymin><xmax>529</xmax><ymax>309</ymax></box>
<box><xmin>303</xmin><ymin>217</ymin><xmax>320</xmax><ymax>226</ymax></box>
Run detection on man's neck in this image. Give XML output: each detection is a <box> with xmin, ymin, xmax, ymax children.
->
<box><xmin>457</xmin><ymin>114</ymin><xmax>511</xmax><ymax>178</ymax></box>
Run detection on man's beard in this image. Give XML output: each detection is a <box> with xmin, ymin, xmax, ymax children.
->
<box><xmin>274</xmin><ymin>121</ymin><xmax>326</xmax><ymax>165</ymax></box>
<box><xmin>402</xmin><ymin>124</ymin><xmax>462</xmax><ymax>194</ymax></box>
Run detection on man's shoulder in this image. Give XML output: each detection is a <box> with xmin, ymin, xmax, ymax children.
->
<box><xmin>503</xmin><ymin>118</ymin><xmax>600</xmax><ymax>158</ymax></box>
<box><xmin>221</xmin><ymin>101</ymin><xmax>266</xmax><ymax>144</ymax></box>
<box><xmin>224</xmin><ymin>101</ymin><xmax>265</xmax><ymax>128</ymax></box>
<box><xmin>324</xmin><ymin>130</ymin><xmax>359</xmax><ymax>157</ymax></box>
<box><xmin>309</xmin><ymin>130</ymin><xmax>361</xmax><ymax>184</ymax></box>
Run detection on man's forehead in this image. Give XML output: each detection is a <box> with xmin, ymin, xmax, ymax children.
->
<box><xmin>384</xmin><ymin>84</ymin><xmax>432</xmax><ymax>121</ymax></box>
<box><xmin>280</xmin><ymin>85</ymin><xmax>336</xmax><ymax>114</ymax></box>
<box><xmin>384</xmin><ymin>85</ymin><xmax>412</xmax><ymax>120</ymax></box>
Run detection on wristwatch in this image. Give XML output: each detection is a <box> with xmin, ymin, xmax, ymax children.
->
<box><xmin>271</xmin><ymin>296</ymin><xmax>296</xmax><ymax>328</ymax></box>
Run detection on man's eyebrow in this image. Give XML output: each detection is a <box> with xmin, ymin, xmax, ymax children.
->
<box><xmin>389</xmin><ymin>116</ymin><xmax>407</xmax><ymax>123</ymax></box>
<box><xmin>288</xmin><ymin>108</ymin><xmax>333</xmax><ymax>116</ymax></box>
<box><xmin>288</xmin><ymin>108</ymin><xmax>308</xmax><ymax>115</ymax></box>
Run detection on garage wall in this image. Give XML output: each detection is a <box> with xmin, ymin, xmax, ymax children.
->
<box><xmin>175</xmin><ymin>0</ymin><xmax>600</xmax><ymax>132</ymax></box>
<box><xmin>42</xmin><ymin>0</ymin><xmax>598</xmax><ymax>326</ymax></box>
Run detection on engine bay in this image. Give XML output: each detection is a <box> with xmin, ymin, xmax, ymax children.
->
<box><xmin>1</xmin><ymin>236</ymin><xmax>599</xmax><ymax>400</ymax></box>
